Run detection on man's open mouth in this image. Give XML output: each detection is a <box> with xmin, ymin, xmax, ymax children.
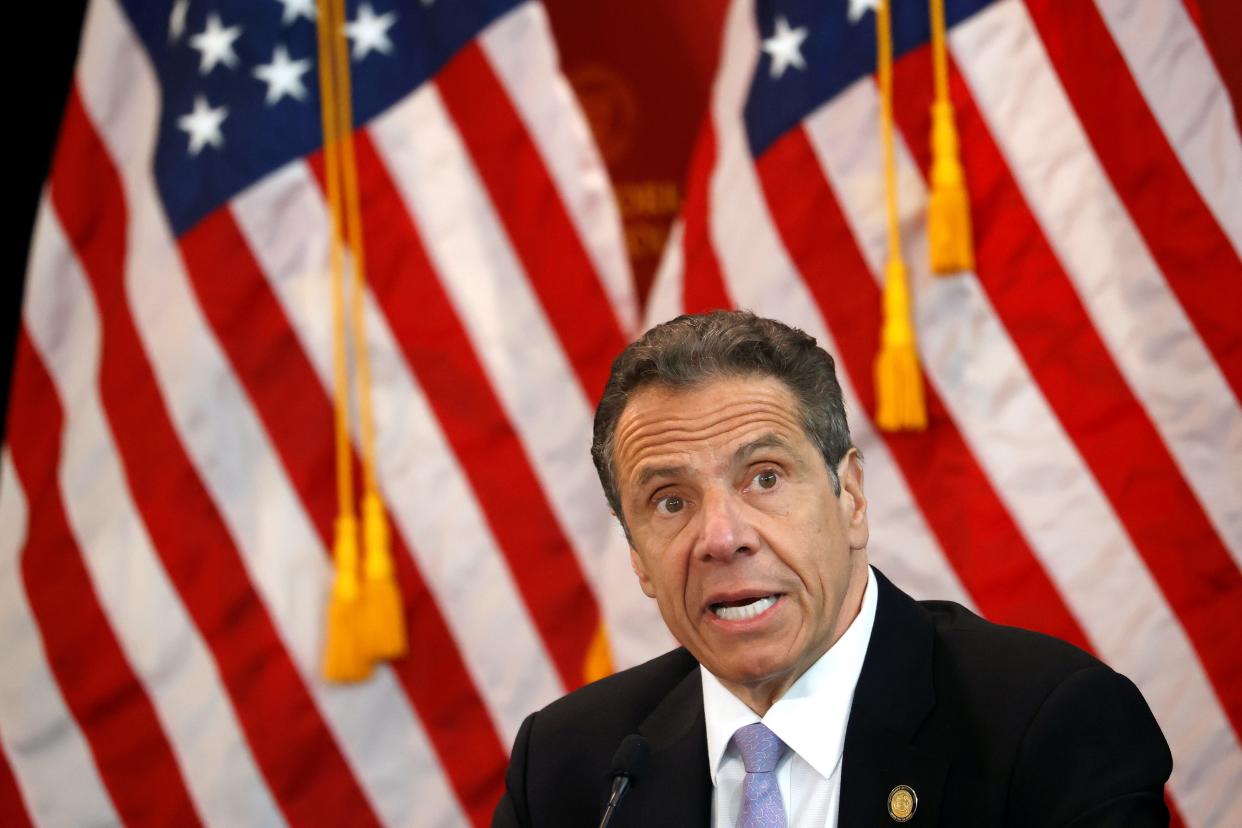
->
<box><xmin>710</xmin><ymin>594</ymin><xmax>779</xmax><ymax>621</ymax></box>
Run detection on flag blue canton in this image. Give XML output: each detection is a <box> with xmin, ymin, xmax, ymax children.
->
<box><xmin>743</xmin><ymin>0</ymin><xmax>996</xmax><ymax>159</ymax></box>
<box><xmin>119</xmin><ymin>0</ymin><xmax>524</xmax><ymax>236</ymax></box>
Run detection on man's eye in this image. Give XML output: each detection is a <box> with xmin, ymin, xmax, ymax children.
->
<box><xmin>752</xmin><ymin>470</ymin><xmax>779</xmax><ymax>490</ymax></box>
<box><xmin>655</xmin><ymin>496</ymin><xmax>685</xmax><ymax>515</ymax></box>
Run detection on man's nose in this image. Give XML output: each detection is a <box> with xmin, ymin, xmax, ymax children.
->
<box><xmin>695</xmin><ymin>487</ymin><xmax>759</xmax><ymax>561</ymax></box>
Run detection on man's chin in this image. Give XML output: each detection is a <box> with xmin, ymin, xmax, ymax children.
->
<box><xmin>703</xmin><ymin>655</ymin><xmax>799</xmax><ymax>695</ymax></box>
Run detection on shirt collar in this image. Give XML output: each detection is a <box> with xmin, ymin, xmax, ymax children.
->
<box><xmin>701</xmin><ymin>565</ymin><xmax>878</xmax><ymax>784</ymax></box>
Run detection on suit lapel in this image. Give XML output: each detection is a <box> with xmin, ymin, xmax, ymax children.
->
<box><xmin>611</xmin><ymin>664</ymin><xmax>711</xmax><ymax>827</ymax></box>
<box><xmin>838</xmin><ymin>571</ymin><xmax>948</xmax><ymax>826</ymax></box>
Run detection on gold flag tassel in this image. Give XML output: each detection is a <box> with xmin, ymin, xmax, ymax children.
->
<box><xmin>327</xmin><ymin>0</ymin><xmax>406</xmax><ymax>662</ymax></box>
<box><xmin>875</xmin><ymin>0</ymin><xmax>928</xmax><ymax>431</ymax></box>
<box><xmin>926</xmin><ymin>0</ymin><xmax>974</xmax><ymax>273</ymax></box>
<box><xmin>582</xmin><ymin>621</ymin><xmax>615</xmax><ymax>685</ymax></box>
<box><xmin>318</xmin><ymin>0</ymin><xmax>370</xmax><ymax>682</ymax></box>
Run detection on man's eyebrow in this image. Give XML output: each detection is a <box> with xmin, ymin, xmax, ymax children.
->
<box><xmin>635</xmin><ymin>464</ymin><xmax>691</xmax><ymax>488</ymax></box>
<box><xmin>735</xmin><ymin>434</ymin><xmax>795</xmax><ymax>462</ymax></box>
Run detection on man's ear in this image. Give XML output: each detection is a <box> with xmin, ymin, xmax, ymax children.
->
<box><xmin>837</xmin><ymin>449</ymin><xmax>869</xmax><ymax>551</ymax></box>
<box><xmin>630</xmin><ymin>548</ymin><xmax>657</xmax><ymax>599</ymax></box>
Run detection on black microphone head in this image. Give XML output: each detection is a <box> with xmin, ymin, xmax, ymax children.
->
<box><xmin>609</xmin><ymin>734</ymin><xmax>650</xmax><ymax>783</ymax></box>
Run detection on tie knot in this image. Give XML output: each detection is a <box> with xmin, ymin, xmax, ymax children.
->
<box><xmin>732</xmin><ymin>722</ymin><xmax>786</xmax><ymax>774</ymax></box>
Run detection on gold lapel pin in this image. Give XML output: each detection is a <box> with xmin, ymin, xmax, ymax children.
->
<box><xmin>887</xmin><ymin>785</ymin><xmax>917</xmax><ymax>822</ymax></box>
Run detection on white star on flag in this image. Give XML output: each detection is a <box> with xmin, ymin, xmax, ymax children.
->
<box><xmin>253</xmin><ymin>45</ymin><xmax>312</xmax><ymax>104</ymax></box>
<box><xmin>275</xmin><ymin>0</ymin><xmax>316</xmax><ymax>26</ymax></box>
<box><xmin>189</xmin><ymin>13</ymin><xmax>243</xmax><ymax>75</ymax></box>
<box><xmin>345</xmin><ymin>2</ymin><xmax>398</xmax><ymax>60</ymax></box>
<box><xmin>177</xmin><ymin>94</ymin><xmax>228</xmax><ymax>155</ymax></box>
<box><xmin>848</xmin><ymin>0</ymin><xmax>881</xmax><ymax>24</ymax></box>
<box><xmin>762</xmin><ymin>15</ymin><xmax>808</xmax><ymax>79</ymax></box>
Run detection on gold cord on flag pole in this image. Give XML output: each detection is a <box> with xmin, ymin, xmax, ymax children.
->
<box><xmin>317</xmin><ymin>0</ymin><xmax>371</xmax><ymax>682</ymax></box>
<box><xmin>328</xmin><ymin>0</ymin><xmax>407</xmax><ymax>662</ymax></box>
<box><xmin>582</xmin><ymin>620</ymin><xmax>615</xmax><ymax>685</ymax></box>
<box><xmin>874</xmin><ymin>0</ymin><xmax>928</xmax><ymax>431</ymax></box>
<box><xmin>926</xmin><ymin>0</ymin><xmax>974</xmax><ymax>273</ymax></box>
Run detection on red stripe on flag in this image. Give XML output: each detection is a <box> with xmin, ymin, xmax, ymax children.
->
<box><xmin>48</xmin><ymin>88</ymin><xmax>382</xmax><ymax>828</ymax></box>
<box><xmin>1024</xmin><ymin>0</ymin><xmax>1242</xmax><ymax>402</ymax></box>
<box><xmin>1168</xmin><ymin>793</ymin><xmax>1187</xmax><ymax>828</ymax></box>
<box><xmin>180</xmin><ymin>205</ymin><xmax>509</xmax><ymax>826</ymax></box>
<box><xmin>7</xmin><ymin>330</ymin><xmax>203</xmax><ymax>827</ymax></box>
<box><xmin>0</xmin><ymin>744</ymin><xmax>33</xmax><ymax>828</ymax></box>
<box><xmin>307</xmin><ymin>132</ymin><xmax>601</xmax><ymax>693</ymax></box>
<box><xmin>436</xmin><ymin>41</ymin><xmax>629</xmax><ymax>402</ymax></box>
<box><xmin>756</xmin><ymin>129</ymin><xmax>1093</xmax><ymax>651</ymax></box>
<box><xmin>889</xmin><ymin>48</ymin><xmax>1242</xmax><ymax>736</ymax></box>
<box><xmin>682</xmin><ymin>120</ymin><xmax>734</xmax><ymax>313</ymax></box>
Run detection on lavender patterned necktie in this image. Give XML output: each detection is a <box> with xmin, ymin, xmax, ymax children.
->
<box><xmin>732</xmin><ymin>722</ymin><xmax>788</xmax><ymax>828</ymax></box>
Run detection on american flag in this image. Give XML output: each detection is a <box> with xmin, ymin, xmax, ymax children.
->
<box><xmin>646</xmin><ymin>0</ymin><xmax>1241</xmax><ymax>825</ymax></box>
<box><xmin>2</xmin><ymin>0</ymin><xmax>650</xmax><ymax>825</ymax></box>
<box><xmin>3</xmin><ymin>1</ymin><xmax>1240</xmax><ymax>828</ymax></box>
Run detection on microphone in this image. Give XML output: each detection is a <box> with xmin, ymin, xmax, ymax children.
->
<box><xmin>598</xmin><ymin>734</ymin><xmax>649</xmax><ymax>828</ymax></box>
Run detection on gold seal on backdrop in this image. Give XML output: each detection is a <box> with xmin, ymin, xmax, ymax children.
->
<box><xmin>566</xmin><ymin>64</ymin><xmax>638</xmax><ymax>165</ymax></box>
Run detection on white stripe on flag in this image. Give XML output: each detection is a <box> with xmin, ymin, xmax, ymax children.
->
<box><xmin>24</xmin><ymin>201</ymin><xmax>285</xmax><ymax>828</ymax></box>
<box><xmin>481</xmin><ymin>1</ymin><xmax>639</xmax><ymax>333</ymax></box>
<box><xmin>229</xmin><ymin>160</ymin><xmax>562</xmax><ymax>745</ymax></box>
<box><xmin>76</xmin><ymin>2</ymin><xmax>465</xmax><ymax>823</ymax></box>
<box><xmin>0</xmin><ymin>450</ymin><xmax>122</xmax><ymax>828</ymax></box>
<box><xmin>646</xmin><ymin>220</ymin><xmax>685</xmax><ymax>327</ymax></box>
<box><xmin>952</xmin><ymin>0</ymin><xmax>1242</xmax><ymax>562</ymax></box>
<box><xmin>803</xmin><ymin>82</ymin><xmax>1242</xmax><ymax>826</ymax></box>
<box><xmin>368</xmin><ymin>79</ymin><xmax>627</xmax><ymax>613</ymax></box>
<box><xmin>1094</xmin><ymin>0</ymin><xmax>1242</xmax><ymax>256</ymax></box>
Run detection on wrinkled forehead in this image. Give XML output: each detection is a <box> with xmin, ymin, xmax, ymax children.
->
<box><xmin>611</xmin><ymin>375</ymin><xmax>810</xmax><ymax>485</ymax></box>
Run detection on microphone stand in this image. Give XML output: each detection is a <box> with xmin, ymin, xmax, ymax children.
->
<box><xmin>598</xmin><ymin>734</ymin><xmax>648</xmax><ymax>828</ymax></box>
<box><xmin>597</xmin><ymin>774</ymin><xmax>633</xmax><ymax>828</ymax></box>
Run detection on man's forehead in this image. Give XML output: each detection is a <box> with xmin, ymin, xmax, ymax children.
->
<box><xmin>612</xmin><ymin>376</ymin><xmax>808</xmax><ymax>473</ymax></box>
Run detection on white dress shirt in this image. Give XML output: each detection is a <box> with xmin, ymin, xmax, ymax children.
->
<box><xmin>703</xmin><ymin>566</ymin><xmax>877</xmax><ymax>827</ymax></box>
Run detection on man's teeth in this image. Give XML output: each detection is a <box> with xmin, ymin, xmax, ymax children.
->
<box><xmin>712</xmin><ymin>595</ymin><xmax>777</xmax><ymax>621</ymax></box>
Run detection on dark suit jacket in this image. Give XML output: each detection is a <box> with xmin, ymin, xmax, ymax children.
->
<box><xmin>493</xmin><ymin>570</ymin><xmax>1171</xmax><ymax>826</ymax></box>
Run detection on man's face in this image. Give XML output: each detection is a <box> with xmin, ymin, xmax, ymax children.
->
<box><xmin>612</xmin><ymin>375</ymin><xmax>869</xmax><ymax>711</ymax></box>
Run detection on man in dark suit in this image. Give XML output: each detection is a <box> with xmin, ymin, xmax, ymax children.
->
<box><xmin>493</xmin><ymin>311</ymin><xmax>1171</xmax><ymax>827</ymax></box>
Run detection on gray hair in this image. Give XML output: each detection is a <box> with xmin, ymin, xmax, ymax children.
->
<box><xmin>591</xmin><ymin>310</ymin><xmax>854</xmax><ymax>532</ymax></box>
